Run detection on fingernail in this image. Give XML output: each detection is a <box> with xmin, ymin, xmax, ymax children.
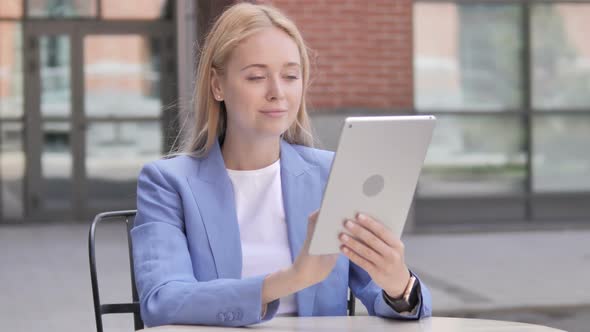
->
<box><xmin>340</xmin><ymin>233</ymin><xmax>349</xmax><ymax>242</ymax></box>
<box><xmin>357</xmin><ymin>213</ymin><xmax>367</xmax><ymax>222</ymax></box>
<box><xmin>345</xmin><ymin>220</ymin><xmax>354</xmax><ymax>229</ymax></box>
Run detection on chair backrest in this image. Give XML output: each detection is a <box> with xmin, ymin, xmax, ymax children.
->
<box><xmin>348</xmin><ymin>290</ymin><xmax>356</xmax><ymax>316</ymax></box>
<box><xmin>88</xmin><ymin>209</ymin><xmax>356</xmax><ymax>332</ymax></box>
<box><xmin>88</xmin><ymin>210</ymin><xmax>143</xmax><ymax>332</ymax></box>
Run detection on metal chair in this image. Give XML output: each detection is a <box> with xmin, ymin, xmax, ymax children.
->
<box><xmin>88</xmin><ymin>209</ymin><xmax>355</xmax><ymax>332</ymax></box>
<box><xmin>89</xmin><ymin>210</ymin><xmax>143</xmax><ymax>332</ymax></box>
<box><xmin>348</xmin><ymin>289</ymin><xmax>356</xmax><ymax>316</ymax></box>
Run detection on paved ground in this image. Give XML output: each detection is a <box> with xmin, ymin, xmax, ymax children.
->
<box><xmin>402</xmin><ymin>229</ymin><xmax>590</xmax><ymax>332</ymax></box>
<box><xmin>1</xmin><ymin>222</ymin><xmax>589</xmax><ymax>332</ymax></box>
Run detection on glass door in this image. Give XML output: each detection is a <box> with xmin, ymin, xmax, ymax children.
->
<box><xmin>0</xmin><ymin>21</ymin><xmax>25</xmax><ymax>222</ymax></box>
<box><xmin>82</xmin><ymin>33</ymin><xmax>170</xmax><ymax>215</ymax></box>
<box><xmin>23</xmin><ymin>21</ymin><xmax>174</xmax><ymax>221</ymax></box>
<box><xmin>23</xmin><ymin>25</ymin><xmax>75</xmax><ymax>220</ymax></box>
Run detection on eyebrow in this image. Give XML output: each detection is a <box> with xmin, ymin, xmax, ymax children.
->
<box><xmin>240</xmin><ymin>62</ymin><xmax>301</xmax><ymax>71</ymax></box>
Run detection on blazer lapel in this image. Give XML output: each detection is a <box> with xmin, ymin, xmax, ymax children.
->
<box><xmin>280</xmin><ymin>140</ymin><xmax>323</xmax><ymax>316</ymax></box>
<box><xmin>187</xmin><ymin>142</ymin><xmax>242</xmax><ymax>279</ymax></box>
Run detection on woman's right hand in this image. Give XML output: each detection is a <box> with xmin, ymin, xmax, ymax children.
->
<box><xmin>261</xmin><ymin>211</ymin><xmax>339</xmax><ymax>309</ymax></box>
<box><xmin>291</xmin><ymin>210</ymin><xmax>339</xmax><ymax>288</ymax></box>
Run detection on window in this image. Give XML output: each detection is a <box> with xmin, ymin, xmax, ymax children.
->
<box><xmin>0</xmin><ymin>1</ymin><xmax>23</xmax><ymax>18</ymax></box>
<box><xmin>28</xmin><ymin>0</ymin><xmax>97</xmax><ymax>18</ymax></box>
<box><xmin>414</xmin><ymin>2</ymin><xmax>526</xmax><ymax>198</ymax></box>
<box><xmin>414</xmin><ymin>1</ymin><xmax>590</xmax><ymax>221</ymax></box>
<box><xmin>414</xmin><ymin>3</ymin><xmax>523</xmax><ymax>111</ymax></box>
<box><xmin>532</xmin><ymin>3</ymin><xmax>590</xmax><ymax>110</ymax></box>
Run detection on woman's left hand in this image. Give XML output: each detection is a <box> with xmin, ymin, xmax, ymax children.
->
<box><xmin>339</xmin><ymin>213</ymin><xmax>411</xmax><ymax>298</ymax></box>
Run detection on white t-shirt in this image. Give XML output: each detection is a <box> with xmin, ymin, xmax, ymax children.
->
<box><xmin>226</xmin><ymin>159</ymin><xmax>297</xmax><ymax>315</ymax></box>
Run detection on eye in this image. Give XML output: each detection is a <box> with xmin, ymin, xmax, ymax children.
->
<box><xmin>247</xmin><ymin>76</ymin><xmax>265</xmax><ymax>81</ymax></box>
<box><xmin>285</xmin><ymin>75</ymin><xmax>300</xmax><ymax>80</ymax></box>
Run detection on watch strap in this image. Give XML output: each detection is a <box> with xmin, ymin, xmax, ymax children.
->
<box><xmin>383</xmin><ymin>276</ymin><xmax>420</xmax><ymax>313</ymax></box>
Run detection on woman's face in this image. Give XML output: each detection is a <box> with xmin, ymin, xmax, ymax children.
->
<box><xmin>212</xmin><ymin>27</ymin><xmax>303</xmax><ymax>141</ymax></box>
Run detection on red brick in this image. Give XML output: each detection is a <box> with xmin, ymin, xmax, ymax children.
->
<box><xmin>255</xmin><ymin>0</ymin><xmax>413</xmax><ymax>110</ymax></box>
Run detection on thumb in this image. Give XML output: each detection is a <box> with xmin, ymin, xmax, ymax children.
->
<box><xmin>309</xmin><ymin>210</ymin><xmax>319</xmax><ymax>223</ymax></box>
<box><xmin>303</xmin><ymin>210</ymin><xmax>320</xmax><ymax>251</ymax></box>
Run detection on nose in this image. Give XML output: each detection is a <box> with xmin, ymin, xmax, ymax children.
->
<box><xmin>266</xmin><ymin>75</ymin><xmax>285</xmax><ymax>101</ymax></box>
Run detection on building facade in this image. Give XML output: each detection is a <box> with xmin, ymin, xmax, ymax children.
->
<box><xmin>1</xmin><ymin>0</ymin><xmax>589</xmax><ymax>229</ymax></box>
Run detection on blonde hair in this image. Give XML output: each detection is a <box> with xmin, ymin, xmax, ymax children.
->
<box><xmin>172</xmin><ymin>2</ymin><xmax>314</xmax><ymax>158</ymax></box>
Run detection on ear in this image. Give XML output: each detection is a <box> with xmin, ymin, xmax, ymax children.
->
<box><xmin>210</xmin><ymin>68</ymin><xmax>224</xmax><ymax>101</ymax></box>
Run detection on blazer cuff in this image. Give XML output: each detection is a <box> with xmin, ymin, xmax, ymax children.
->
<box><xmin>382</xmin><ymin>285</ymin><xmax>422</xmax><ymax>317</ymax></box>
<box><xmin>260</xmin><ymin>299</ymin><xmax>280</xmax><ymax>321</ymax></box>
<box><xmin>373</xmin><ymin>272</ymin><xmax>425</xmax><ymax>320</ymax></box>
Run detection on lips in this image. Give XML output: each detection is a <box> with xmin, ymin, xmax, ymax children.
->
<box><xmin>259</xmin><ymin>109</ymin><xmax>288</xmax><ymax>118</ymax></box>
<box><xmin>260</xmin><ymin>109</ymin><xmax>288</xmax><ymax>114</ymax></box>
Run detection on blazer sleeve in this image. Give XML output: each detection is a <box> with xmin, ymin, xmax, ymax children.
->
<box><xmin>349</xmin><ymin>261</ymin><xmax>432</xmax><ymax>320</ymax></box>
<box><xmin>131</xmin><ymin>163</ymin><xmax>280</xmax><ymax>327</ymax></box>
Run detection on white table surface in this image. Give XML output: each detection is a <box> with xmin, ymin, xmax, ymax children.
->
<box><xmin>140</xmin><ymin>316</ymin><xmax>565</xmax><ymax>332</ymax></box>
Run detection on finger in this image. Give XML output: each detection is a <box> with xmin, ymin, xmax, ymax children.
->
<box><xmin>307</xmin><ymin>210</ymin><xmax>320</xmax><ymax>234</ymax></box>
<box><xmin>339</xmin><ymin>232</ymin><xmax>384</xmax><ymax>266</ymax></box>
<box><xmin>303</xmin><ymin>210</ymin><xmax>320</xmax><ymax>251</ymax></box>
<box><xmin>343</xmin><ymin>219</ymin><xmax>391</xmax><ymax>258</ymax></box>
<box><xmin>356</xmin><ymin>213</ymin><xmax>402</xmax><ymax>250</ymax></box>
<box><xmin>308</xmin><ymin>210</ymin><xmax>319</xmax><ymax>222</ymax></box>
<box><xmin>340</xmin><ymin>244</ymin><xmax>376</xmax><ymax>275</ymax></box>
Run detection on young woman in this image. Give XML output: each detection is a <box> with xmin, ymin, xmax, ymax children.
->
<box><xmin>131</xmin><ymin>2</ymin><xmax>432</xmax><ymax>327</ymax></box>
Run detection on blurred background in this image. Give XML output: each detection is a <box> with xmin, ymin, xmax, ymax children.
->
<box><xmin>1</xmin><ymin>0</ymin><xmax>589</xmax><ymax>331</ymax></box>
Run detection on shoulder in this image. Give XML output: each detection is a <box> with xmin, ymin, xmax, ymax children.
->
<box><xmin>290</xmin><ymin>144</ymin><xmax>334</xmax><ymax>171</ymax></box>
<box><xmin>140</xmin><ymin>154</ymin><xmax>200</xmax><ymax>180</ymax></box>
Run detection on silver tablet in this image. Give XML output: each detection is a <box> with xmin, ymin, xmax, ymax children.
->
<box><xmin>309</xmin><ymin>115</ymin><xmax>436</xmax><ymax>255</ymax></box>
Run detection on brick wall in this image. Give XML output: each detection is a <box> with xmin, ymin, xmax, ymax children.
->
<box><xmin>253</xmin><ymin>0</ymin><xmax>414</xmax><ymax>111</ymax></box>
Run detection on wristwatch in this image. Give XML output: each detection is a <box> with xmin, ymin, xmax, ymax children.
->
<box><xmin>383</xmin><ymin>275</ymin><xmax>419</xmax><ymax>313</ymax></box>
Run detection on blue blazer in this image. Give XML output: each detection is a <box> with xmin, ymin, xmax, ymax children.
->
<box><xmin>131</xmin><ymin>139</ymin><xmax>432</xmax><ymax>327</ymax></box>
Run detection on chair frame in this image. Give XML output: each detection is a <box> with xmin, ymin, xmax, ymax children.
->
<box><xmin>89</xmin><ymin>210</ymin><xmax>143</xmax><ymax>332</ymax></box>
<box><xmin>348</xmin><ymin>290</ymin><xmax>356</xmax><ymax>316</ymax></box>
<box><xmin>89</xmin><ymin>209</ymin><xmax>355</xmax><ymax>332</ymax></box>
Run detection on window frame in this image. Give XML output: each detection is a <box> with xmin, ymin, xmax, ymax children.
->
<box><xmin>413</xmin><ymin>0</ymin><xmax>590</xmax><ymax>226</ymax></box>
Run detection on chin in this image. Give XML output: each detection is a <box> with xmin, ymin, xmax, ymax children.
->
<box><xmin>258</xmin><ymin>124</ymin><xmax>292</xmax><ymax>139</ymax></box>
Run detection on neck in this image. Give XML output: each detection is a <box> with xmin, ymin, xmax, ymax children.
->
<box><xmin>221</xmin><ymin>132</ymin><xmax>281</xmax><ymax>171</ymax></box>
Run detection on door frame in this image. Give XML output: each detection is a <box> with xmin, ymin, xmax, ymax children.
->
<box><xmin>23</xmin><ymin>20</ymin><xmax>175</xmax><ymax>221</ymax></box>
